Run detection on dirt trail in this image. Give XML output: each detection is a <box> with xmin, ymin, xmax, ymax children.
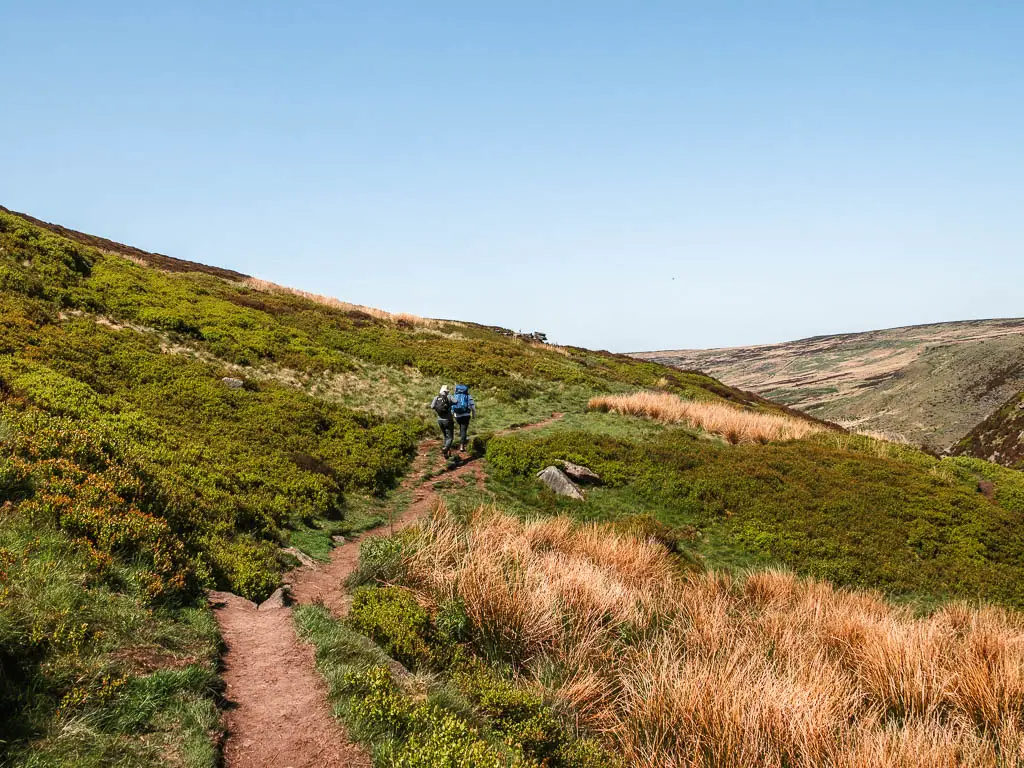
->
<box><xmin>289</xmin><ymin>412</ymin><xmax>564</xmax><ymax>616</ymax></box>
<box><xmin>210</xmin><ymin>590</ymin><xmax>371</xmax><ymax>768</ymax></box>
<box><xmin>288</xmin><ymin>436</ymin><xmax>450</xmax><ymax>616</ymax></box>
<box><xmin>212</xmin><ymin>413</ymin><xmax>562</xmax><ymax>767</ymax></box>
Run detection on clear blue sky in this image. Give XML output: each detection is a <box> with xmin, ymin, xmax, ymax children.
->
<box><xmin>2</xmin><ymin>2</ymin><xmax>1022</xmax><ymax>351</ymax></box>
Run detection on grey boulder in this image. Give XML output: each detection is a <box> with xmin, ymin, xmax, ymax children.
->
<box><xmin>558</xmin><ymin>461</ymin><xmax>601</xmax><ymax>485</ymax></box>
<box><xmin>536</xmin><ymin>466</ymin><xmax>585</xmax><ymax>500</ymax></box>
<box><xmin>221</xmin><ymin>377</ymin><xmax>245</xmax><ymax>389</ymax></box>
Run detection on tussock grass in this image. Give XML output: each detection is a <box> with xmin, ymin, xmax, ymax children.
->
<box><xmin>406</xmin><ymin>506</ymin><xmax>1024</xmax><ymax>767</ymax></box>
<box><xmin>588</xmin><ymin>391</ymin><xmax>825</xmax><ymax>443</ymax></box>
<box><xmin>242</xmin><ymin>276</ymin><xmax>444</xmax><ymax>328</ymax></box>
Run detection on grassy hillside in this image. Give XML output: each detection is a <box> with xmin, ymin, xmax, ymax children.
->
<box><xmin>479</xmin><ymin>420</ymin><xmax>1024</xmax><ymax>605</ymax></box>
<box><xmin>3</xmin><ymin>207</ymin><xmax>1024</xmax><ymax>766</ymax></box>
<box><xmin>634</xmin><ymin>319</ymin><xmax>1024</xmax><ymax>451</ymax></box>
<box><xmin>0</xmin><ymin>208</ymin><xmax>756</xmax><ymax>764</ymax></box>
<box><xmin>952</xmin><ymin>387</ymin><xmax>1024</xmax><ymax>468</ymax></box>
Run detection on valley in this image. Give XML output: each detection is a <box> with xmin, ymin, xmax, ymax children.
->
<box><xmin>634</xmin><ymin>319</ymin><xmax>1024</xmax><ymax>452</ymax></box>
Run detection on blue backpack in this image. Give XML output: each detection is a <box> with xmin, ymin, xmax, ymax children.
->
<box><xmin>452</xmin><ymin>384</ymin><xmax>472</xmax><ymax>416</ymax></box>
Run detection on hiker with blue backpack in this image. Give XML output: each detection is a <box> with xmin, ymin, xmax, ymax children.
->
<box><xmin>429</xmin><ymin>383</ymin><xmax>476</xmax><ymax>460</ymax></box>
<box><xmin>450</xmin><ymin>383</ymin><xmax>476</xmax><ymax>452</ymax></box>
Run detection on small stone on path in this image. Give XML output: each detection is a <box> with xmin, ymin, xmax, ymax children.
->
<box><xmin>282</xmin><ymin>546</ymin><xmax>317</xmax><ymax>568</ymax></box>
<box><xmin>258</xmin><ymin>586</ymin><xmax>290</xmax><ymax>611</ymax></box>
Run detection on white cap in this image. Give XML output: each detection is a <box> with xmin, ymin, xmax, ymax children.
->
<box><xmin>440</xmin><ymin>385</ymin><xmax>449</xmax><ymax>395</ymax></box>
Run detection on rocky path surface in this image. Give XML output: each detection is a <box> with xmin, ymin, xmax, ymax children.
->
<box><xmin>212</xmin><ymin>414</ymin><xmax>562</xmax><ymax>767</ymax></box>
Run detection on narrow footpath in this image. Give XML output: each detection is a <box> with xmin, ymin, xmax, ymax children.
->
<box><xmin>211</xmin><ymin>414</ymin><xmax>562</xmax><ymax>767</ymax></box>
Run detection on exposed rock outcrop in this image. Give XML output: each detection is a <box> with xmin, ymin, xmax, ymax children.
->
<box><xmin>558</xmin><ymin>461</ymin><xmax>601</xmax><ymax>485</ymax></box>
<box><xmin>536</xmin><ymin>466</ymin><xmax>584</xmax><ymax>500</ymax></box>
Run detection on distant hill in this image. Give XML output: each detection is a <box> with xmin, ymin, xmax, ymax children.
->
<box><xmin>951</xmin><ymin>387</ymin><xmax>1024</xmax><ymax>468</ymax></box>
<box><xmin>634</xmin><ymin>319</ymin><xmax>1024</xmax><ymax>451</ymax></box>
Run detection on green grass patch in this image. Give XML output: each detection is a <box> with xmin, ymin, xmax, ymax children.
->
<box><xmin>483</xmin><ymin>421</ymin><xmax>1024</xmax><ymax>606</ymax></box>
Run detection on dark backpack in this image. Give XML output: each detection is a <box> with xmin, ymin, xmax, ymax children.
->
<box><xmin>452</xmin><ymin>384</ymin><xmax>472</xmax><ymax>416</ymax></box>
<box><xmin>432</xmin><ymin>394</ymin><xmax>452</xmax><ymax>417</ymax></box>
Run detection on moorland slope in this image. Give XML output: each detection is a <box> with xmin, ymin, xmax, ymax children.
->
<box><xmin>3</xmin><ymin>208</ymin><xmax>1024</xmax><ymax>767</ymax></box>
<box><xmin>634</xmin><ymin>319</ymin><xmax>1024</xmax><ymax>451</ymax></box>
<box><xmin>952</xmin><ymin>386</ymin><xmax>1024</xmax><ymax>469</ymax></box>
<box><xmin>0</xmin><ymin>206</ymin><xmax>769</xmax><ymax>765</ymax></box>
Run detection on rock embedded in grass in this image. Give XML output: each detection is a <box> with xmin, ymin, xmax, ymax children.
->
<box><xmin>536</xmin><ymin>465</ymin><xmax>585</xmax><ymax>500</ymax></box>
<box><xmin>558</xmin><ymin>460</ymin><xmax>601</xmax><ymax>485</ymax></box>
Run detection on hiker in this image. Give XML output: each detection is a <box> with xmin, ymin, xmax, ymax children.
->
<box><xmin>430</xmin><ymin>385</ymin><xmax>456</xmax><ymax>458</ymax></box>
<box><xmin>450</xmin><ymin>383</ymin><xmax>476</xmax><ymax>452</ymax></box>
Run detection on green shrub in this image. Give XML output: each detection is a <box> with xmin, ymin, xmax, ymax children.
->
<box><xmin>204</xmin><ymin>537</ymin><xmax>280</xmax><ymax>602</ymax></box>
<box><xmin>386</xmin><ymin>708</ymin><xmax>518</xmax><ymax>768</ymax></box>
<box><xmin>345</xmin><ymin>664</ymin><xmax>413</xmax><ymax>740</ymax></box>
<box><xmin>453</xmin><ymin>657</ymin><xmax>561</xmax><ymax>757</ymax></box>
<box><xmin>0</xmin><ymin>455</ymin><xmax>32</xmax><ymax>502</ymax></box>
<box><xmin>349</xmin><ymin>587</ymin><xmax>433</xmax><ymax>670</ymax></box>
<box><xmin>451</xmin><ymin>656</ymin><xmax>620</xmax><ymax>768</ymax></box>
<box><xmin>343</xmin><ymin>665</ymin><xmax>520</xmax><ymax>767</ymax></box>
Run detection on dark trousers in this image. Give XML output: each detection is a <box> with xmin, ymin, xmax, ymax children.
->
<box><xmin>438</xmin><ymin>418</ymin><xmax>455</xmax><ymax>452</ymax></box>
<box><xmin>456</xmin><ymin>415</ymin><xmax>471</xmax><ymax>448</ymax></box>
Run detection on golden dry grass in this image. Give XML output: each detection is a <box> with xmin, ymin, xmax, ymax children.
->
<box><xmin>241</xmin><ymin>276</ymin><xmax>445</xmax><ymax>328</ymax></box>
<box><xmin>588</xmin><ymin>390</ymin><xmax>825</xmax><ymax>443</ymax></box>
<box><xmin>407</xmin><ymin>506</ymin><xmax>1024</xmax><ymax>767</ymax></box>
<box><xmin>526</xmin><ymin>339</ymin><xmax>576</xmax><ymax>358</ymax></box>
